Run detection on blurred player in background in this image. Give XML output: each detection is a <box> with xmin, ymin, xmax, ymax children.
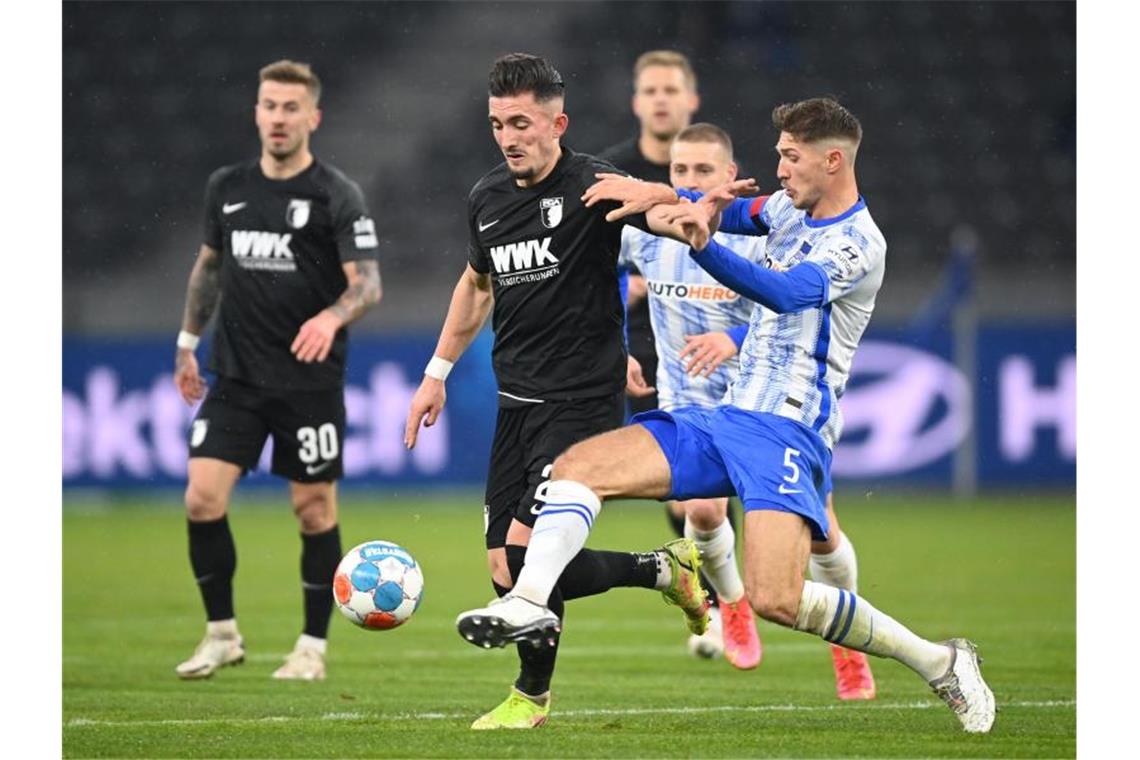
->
<box><xmin>172</xmin><ymin>60</ymin><xmax>382</xmax><ymax>681</ymax></box>
<box><xmin>624</xmin><ymin>122</ymin><xmax>876</xmax><ymax>698</ymax></box>
<box><xmin>405</xmin><ymin>53</ymin><xmax>709</xmax><ymax>730</ymax></box>
<box><xmin>599</xmin><ymin>50</ymin><xmax>699</xmax><ymax>417</ymax></box>
<box><xmin>619</xmin><ymin>122</ymin><xmax>762</xmax><ymax>669</ymax></box>
<box><xmin>599</xmin><ymin>50</ymin><xmax>742</xmax><ymax>653</ymax></box>
<box><xmin>459</xmin><ymin>97</ymin><xmax>995</xmax><ymax>733</ymax></box>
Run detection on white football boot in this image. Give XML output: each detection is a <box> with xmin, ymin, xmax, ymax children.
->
<box><xmin>456</xmin><ymin>594</ymin><xmax>561</xmax><ymax>649</ymax></box>
<box><xmin>928</xmin><ymin>638</ymin><xmax>996</xmax><ymax>733</ymax></box>
<box><xmin>175</xmin><ymin>632</ymin><xmax>245</xmax><ymax>679</ymax></box>
<box><xmin>272</xmin><ymin>637</ymin><xmax>327</xmax><ymax>681</ymax></box>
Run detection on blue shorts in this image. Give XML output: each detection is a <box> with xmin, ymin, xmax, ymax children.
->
<box><xmin>633</xmin><ymin>405</ymin><xmax>833</xmax><ymax>541</ymax></box>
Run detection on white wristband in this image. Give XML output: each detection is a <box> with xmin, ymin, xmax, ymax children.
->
<box><xmin>177</xmin><ymin>330</ymin><xmax>200</xmax><ymax>351</ymax></box>
<box><xmin>424</xmin><ymin>356</ymin><xmax>454</xmax><ymax>381</ymax></box>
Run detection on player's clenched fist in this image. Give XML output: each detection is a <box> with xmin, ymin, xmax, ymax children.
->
<box><xmin>174</xmin><ymin>349</ymin><xmax>207</xmax><ymax>404</ymax></box>
<box><xmin>291</xmin><ymin>309</ymin><xmax>343</xmax><ymax>363</ymax></box>
<box><xmin>404</xmin><ymin>377</ymin><xmax>446</xmax><ymax>449</ymax></box>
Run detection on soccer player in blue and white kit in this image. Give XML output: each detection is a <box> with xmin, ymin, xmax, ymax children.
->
<box><xmin>457</xmin><ymin>98</ymin><xmax>995</xmax><ymax>733</ymax></box>
<box><xmin>624</xmin><ymin>121</ymin><xmax>876</xmax><ymax>699</ymax></box>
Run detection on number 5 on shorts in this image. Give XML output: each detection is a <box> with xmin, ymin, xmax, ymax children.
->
<box><xmin>778</xmin><ymin>447</ymin><xmax>803</xmax><ymax>495</ymax></box>
<box><xmin>783</xmin><ymin>448</ymin><xmax>802</xmax><ymax>484</ymax></box>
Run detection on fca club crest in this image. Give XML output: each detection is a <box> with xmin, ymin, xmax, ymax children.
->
<box><xmin>540</xmin><ymin>197</ymin><xmax>563</xmax><ymax>229</ymax></box>
<box><xmin>286</xmin><ymin>199</ymin><xmax>311</xmax><ymax>229</ymax></box>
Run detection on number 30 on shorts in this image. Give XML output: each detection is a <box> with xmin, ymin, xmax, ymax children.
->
<box><xmin>297</xmin><ymin>423</ymin><xmax>339</xmax><ymax>464</ymax></box>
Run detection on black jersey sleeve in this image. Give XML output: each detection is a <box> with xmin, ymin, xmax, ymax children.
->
<box><xmin>331</xmin><ymin>177</ymin><xmax>380</xmax><ymax>263</ymax></box>
<box><xmin>202</xmin><ymin>167</ymin><xmax>227</xmax><ymax>251</ymax></box>
<box><xmin>466</xmin><ymin>186</ymin><xmax>490</xmax><ymax>274</ymax></box>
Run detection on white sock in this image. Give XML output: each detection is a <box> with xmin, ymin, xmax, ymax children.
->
<box><xmin>795</xmin><ymin>580</ymin><xmax>951</xmax><ymax>681</ymax></box>
<box><xmin>685</xmin><ymin>516</ymin><xmax>745</xmax><ymax>603</ymax></box>
<box><xmin>207</xmin><ymin>619</ymin><xmax>239</xmax><ymax>638</ymax></box>
<box><xmin>810</xmin><ymin>532</ymin><xmax>859</xmax><ymax>592</ymax></box>
<box><xmin>512</xmin><ymin>480</ymin><xmax>601</xmax><ymax>605</ymax></box>
<box><xmin>651</xmin><ymin>553</ymin><xmax>673</xmax><ymax>590</ymax></box>
<box><xmin>296</xmin><ymin>633</ymin><xmax>327</xmax><ymax>654</ymax></box>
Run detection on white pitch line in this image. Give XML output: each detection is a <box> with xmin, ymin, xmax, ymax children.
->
<box><xmin>65</xmin><ymin>699</ymin><xmax>1075</xmax><ymax>729</ymax></box>
<box><xmin>167</xmin><ymin>642</ymin><xmax>829</xmax><ymax>665</ymax></box>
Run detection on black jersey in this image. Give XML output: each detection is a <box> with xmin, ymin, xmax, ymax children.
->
<box><xmin>467</xmin><ymin>147</ymin><xmax>648</xmax><ymax>404</ymax></box>
<box><xmin>201</xmin><ymin>158</ymin><xmax>380</xmax><ymax>391</ymax></box>
<box><xmin>597</xmin><ymin>136</ymin><xmax>671</xmax><ymax>184</ymax></box>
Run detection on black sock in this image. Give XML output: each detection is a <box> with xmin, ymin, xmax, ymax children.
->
<box><xmin>665</xmin><ymin>505</ymin><xmax>686</xmax><ymax>538</ymax></box>
<box><xmin>188</xmin><ymin>516</ymin><xmax>237</xmax><ymax>622</ymax></box>
<box><xmin>507</xmin><ymin>545</ymin><xmax>562</xmax><ymax>698</ymax></box>
<box><xmin>558</xmin><ymin>548</ymin><xmax>659</xmax><ymax>600</ymax></box>
<box><xmin>301</xmin><ymin>525</ymin><xmax>341</xmax><ymax>639</ymax></box>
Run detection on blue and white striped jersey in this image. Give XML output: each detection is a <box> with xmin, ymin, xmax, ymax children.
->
<box><xmin>620</xmin><ymin>228</ymin><xmax>765</xmax><ymax>411</ymax></box>
<box><xmin>725</xmin><ymin>190</ymin><xmax>886</xmax><ymax>449</ymax></box>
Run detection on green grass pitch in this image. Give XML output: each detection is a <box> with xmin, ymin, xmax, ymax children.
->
<box><xmin>63</xmin><ymin>490</ymin><xmax>1074</xmax><ymax>758</ymax></box>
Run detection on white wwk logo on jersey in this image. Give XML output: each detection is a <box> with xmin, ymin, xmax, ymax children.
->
<box><xmin>229</xmin><ymin>230</ymin><xmax>297</xmax><ymax>272</ymax></box>
<box><xmin>488</xmin><ymin>236</ymin><xmax>558</xmax><ymax>274</ymax></box>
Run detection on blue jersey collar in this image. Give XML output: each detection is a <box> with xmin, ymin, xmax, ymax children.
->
<box><xmin>802</xmin><ymin>195</ymin><xmax>866</xmax><ymax>228</ymax></box>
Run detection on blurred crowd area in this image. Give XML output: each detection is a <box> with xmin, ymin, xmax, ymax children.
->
<box><xmin>63</xmin><ymin>1</ymin><xmax>1074</xmax><ymax>333</ymax></box>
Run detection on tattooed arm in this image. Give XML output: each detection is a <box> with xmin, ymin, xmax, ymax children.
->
<box><xmin>291</xmin><ymin>259</ymin><xmax>383</xmax><ymax>364</ymax></box>
<box><xmin>174</xmin><ymin>244</ymin><xmax>222</xmax><ymax>404</ymax></box>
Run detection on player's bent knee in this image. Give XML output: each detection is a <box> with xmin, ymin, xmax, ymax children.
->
<box><xmin>550</xmin><ymin>445</ymin><xmax>599</xmax><ymax>486</ymax></box>
<box><xmin>292</xmin><ymin>489</ymin><xmax>336</xmax><ymax>533</ymax></box>
<box><xmin>184</xmin><ymin>482</ymin><xmax>227</xmax><ymax>522</ymax></box>
<box><xmin>747</xmin><ymin>586</ymin><xmax>800</xmax><ymax>628</ymax></box>
<box><xmin>685</xmin><ymin>499</ymin><xmax>725</xmax><ymax>531</ymax></box>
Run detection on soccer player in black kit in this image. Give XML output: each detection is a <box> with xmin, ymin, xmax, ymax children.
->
<box><xmin>404</xmin><ymin>53</ymin><xmax>709</xmax><ymax>729</ymax></box>
<box><xmin>172</xmin><ymin>60</ymin><xmax>381</xmax><ymax>681</ymax></box>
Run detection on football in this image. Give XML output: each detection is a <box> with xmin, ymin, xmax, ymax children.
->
<box><xmin>333</xmin><ymin>540</ymin><xmax>424</xmax><ymax>630</ymax></box>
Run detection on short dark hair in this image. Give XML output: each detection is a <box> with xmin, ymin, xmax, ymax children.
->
<box><xmin>771</xmin><ymin>97</ymin><xmax>862</xmax><ymax>147</ymax></box>
<box><xmin>634</xmin><ymin>50</ymin><xmax>697</xmax><ymax>91</ymax></box>
<box><xmin>674</xmin><ymin>122</ymin><xmax>733</xmax><ymax>161</ymax></box>
<box><xmin>488</xmin><ymin>53</ymin><xmax>565</xmax><ymax>103</ymax></box>
<box><xmin>260</xmin><ymin>59</ymin><xmax>321</xmax><ymax>104</ymax></box>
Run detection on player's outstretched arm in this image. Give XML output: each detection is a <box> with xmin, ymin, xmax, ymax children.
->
<box><xmin>174</xmin><ymin>244</ymin><xmax>222</xmax><ymax>405</ymax></box>
<box><xmin>667</xmin><ymin>179</ymin><xmax>764</xmax><ymax>236</ymax></box>
<box><xmin>664</xmin><ymin>204</ymin><xmax>826</xmax><ymax>314</ymax></box>
<box><xmin>582</xmin><ymin>173</ymin><xmax>679</xmax><ymax>222</ymax></box>
<box><xmin>292</xmin><ymin>260</ymin><xmax>383</xmax><ymax>364</ymax></box>
<box><xmin>404</xmin><ymin>265</ymin><xmax>493</xmax><ymax>449</ymax></box>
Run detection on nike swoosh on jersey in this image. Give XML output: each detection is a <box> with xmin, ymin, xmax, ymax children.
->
<box><xmin>305</xmin><ymin>461</ymin><xmax>332</xmax><ymax>475</ymax></box>
<box><xmin>478</xmin><ymin>218</ymin><xmax>500</xmax><ymax>232</ymax></box>
<box><xmin>223</xmin><ymin>202</ymin><xmax>247</xmax><ymax>214</ymax></box>
<box><xmin>777</xmin><ymin>483</ymin><xmax>803</xmax><ymax>495</ymax></box>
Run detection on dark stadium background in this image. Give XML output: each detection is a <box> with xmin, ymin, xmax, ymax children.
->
<box><xmin>61</xmin><ymin>0</ymin><xmax>1075</xmax><ymax>494</ymax></box>
<box><xmin>59</xmin><ymin>5</ymin><xmax>1080</xmax><ymax>756</ymax></box>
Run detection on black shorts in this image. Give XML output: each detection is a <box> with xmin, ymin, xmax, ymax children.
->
<box><xmin>189</xmin><ymin>376</ymin><xmax>346</xmax><ymax>482</ymax></box>
<box><xmin>483</xmin><ymin>393</ymin><xmax>624</xmax><ymax>549</ymax></box>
